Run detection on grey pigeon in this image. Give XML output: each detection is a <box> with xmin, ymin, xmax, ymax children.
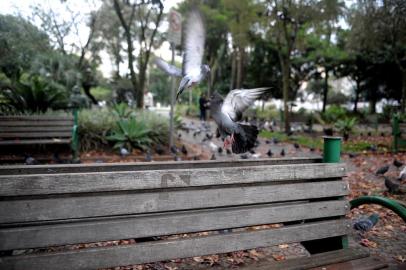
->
<box><xmin>353</xmin><ymin>214</ymin><xmax>379</xmax><ymax>233</ymax></box>
<box><xmin>399</xmin><ymin>166</ymin><xmax>406</xmax><ymax>181</ymax></box>
<box><xmin>280</xmin><ymin>149</ymin><xmax>285</xmax><ymax>156</ymax></box>
<box><xmin>266</xmin><ymin>149</ymin><xmax>273</xmax><ymax>157</ymax></box>
<box><xmin>144</xmin><ymin>149</ymin><xmax>153</xmax><ymax>162</ymax></box>
<box><xmin>24</xmin><ymin>155</ymin><xmax>39</xmax><ymax>165</ymax></box>
<box><xmin>154</xmin><ymin>10</ymin><xmax>210</xmax><ymax>100</ymax></box>
<box><xmin>375</xmin><ymin>165</ymin><xmax>389</xmax><ymax>176</ymax></box>
<box><xmin>120</xmin><ymin>147</ymin><xmax>129</xmax><ymax>157</ymax></box>
<box><xmin>393</xmin><ymin>159</ymin><xmax>404</xmax><ymax>168</ymax></box>
<box><xmin>210</xmin><ymin>88</ymin><xmax>270</xmax><ymax>154</ymax></box>
<box><xmin>210</xmin><ymin>153</ymin><xmax>216</xmax><ymax>160</ymax></box>
<box><xmin>384</xmin><ymin>176</ymin><xmax>400</xmax><ymax>194</ymax></box>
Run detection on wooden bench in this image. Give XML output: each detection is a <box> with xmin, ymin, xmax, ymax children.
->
<box><xmin>0</xmin><ymin>157</ymin><xmax>380</xmax><ymax>270</ymax></box>
<box><xmin>392</xmin><ymin>114</ymin><xmax>406</xmax><ymax>152</ymax></box>
<box><xmin>0</xmin><ymin>114</ymin><xmax>78</xmax><ymax>159</ymax></box>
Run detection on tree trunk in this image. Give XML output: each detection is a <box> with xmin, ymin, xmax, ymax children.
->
<box><xmin>236</xmin><ymin>47</ymin><xmax>244</xmax><ymax>89</ymax></box>
<box><xmin>82</xmin><ymin>83</ymin><xmax>98</xmax><ymax>105</ymax></box>
<box><xmin>281</xmin><ymin>58</ymin><xmax>291</xmax><ymax>133</ymax></box>
<box><xmin>322</xmin><ymin>67</ymin><xmax>329</xmax><ymax>112</ymax></box>
<box><xmin>369</xmin><ymin>99</ymin><xmax>376</xmax><ymax>114</ymax></box>
<box><xmin>401</xmin><ymin>69</ymin><xmax>406</xmax><ymax>113</ymax></box>
<box><xmin>230</xmin><ymin>50</ymin><xmax>236</xmax><ymax>90</ymax></box>
<box><xmin>353</xmin><ymin>79</ymin><xmax>360</xmax><ymax>113</ymax></box>
<box><xmin>113</xmin><ymin>0</ymin><xmax>138</xmax><ymax>107</ymax></box>
<box><xmin>137</xmin><ymin>67</ymin><xmax>146</xmax><ymax>108</ymax></box>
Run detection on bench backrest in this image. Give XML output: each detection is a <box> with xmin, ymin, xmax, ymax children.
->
<box><xmin>0</xmin><ymin>115</ymin><xmax>73</xmax><ymax>142</ymax></box>
<box><xmin>0</xmin><ymin>158</ymin><xmax>349</xmax><ymax>270</ymax></box>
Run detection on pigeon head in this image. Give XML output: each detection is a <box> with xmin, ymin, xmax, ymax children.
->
<box><xmin>210</xmin><ymin>92</ymin><xmax>223</xmax><ymax>105</ymax></box>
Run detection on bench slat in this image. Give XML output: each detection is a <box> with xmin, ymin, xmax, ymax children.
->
<box><xmin>0</xmin><ymin>157</ymin><xmax>323</xmax><ymax>175</ymax></box>
<box><xmin>0</xmin><ymin>126</ymin><xmax>73</xmax><ymax>132</ymax></box>
<box><xmin>0</xmin><ymin>132</ymin><xmax>72</xmax><ymax>138</ymax></box>
<box><xmin>0</xmin><ymin>116</ymin><xmax>73</xmax><ymax>121</ymax></box>
<box><xmin>0</xmin><ymin>200</ymin><xmax>348</xmax><ymax>250</ymax></box>
<box><xmin>0</xmin><ymin>163</ymin><xmax>346</xmax><ymax>196</ymax></box>
<box><xmin>0</xmin><ymin>219</ymin><xmax>349</xmax><ymax>270</ymax></box>
<box><xmin>0</xmin><ymin>139</ymin><xmax>71</xmax><ymax>146</ymax></box>
<box><xmin>0</xmin><ymin>121</ymin><xmax>73</xmax><ymax>127</ymax></box>
<box><xmin>0</xmin><ymin>181</ymin><xmax>348</xmax><ymax>223</ymax></box>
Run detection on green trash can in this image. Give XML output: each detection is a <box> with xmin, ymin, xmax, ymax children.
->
<box><xmin>323</xmin><ymin>136</ymin><xmax>342</xmax><ymax>163</ymax></box>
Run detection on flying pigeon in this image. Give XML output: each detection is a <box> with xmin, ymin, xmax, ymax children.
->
<box><xmin>154</xmin><ymin>10</ymin><xmax>210</xmax><ymax>100</ymax></box>
<box><xmin>210</xmin><ymin>88</ymin><xmax>270</xmax><ymax>154</ymax></box>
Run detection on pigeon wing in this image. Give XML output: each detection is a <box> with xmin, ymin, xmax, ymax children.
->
<box><xmin>154</xmin><ymin>57</ymin><xmax>182</xmax><ymax>77</ymax></box>
<box><xmin>183</xmin><ymin>10</ymin><xmax>205</xmax><ymax>76</ymax></box>
<box><xmin>221</xmin><ymin>88</ymin><xmax>270</xmax><ymax>122</ymax></box>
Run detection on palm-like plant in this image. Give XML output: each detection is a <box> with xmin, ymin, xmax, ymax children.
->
<box><xmin>335</xmin><ymin>117</ymin><xmax>357</xmax><ymax>141</ymax></box>
<box><xmin>1</xmin><ymin>76</ymin><xmax>68</xmax><ymax>113</ymax></box>
<box><xmin>107</xmin><ymin>116</ymin><xmax>153</xmax><ymax>151</ymax></box>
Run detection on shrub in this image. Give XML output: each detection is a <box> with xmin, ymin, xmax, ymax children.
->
<box><xmin>78</xmin><ymin>107</ymin><xmax>170</xmax><ymax>152</ymax></box>
<box><xmin>107</xmin><ymin>116</ymin><xmax>153</xmax><ymax>151</ymax></box>
<box><xmin>78</xmin><ymin>107</ymin><xmax>117</xmax><ymax>151</ymax></box>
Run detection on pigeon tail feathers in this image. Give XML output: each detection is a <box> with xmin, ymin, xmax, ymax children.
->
<box><xmin>231</xmin><ymin>124</ymin><xmax>258</xmax><ymax>154</ymax></box>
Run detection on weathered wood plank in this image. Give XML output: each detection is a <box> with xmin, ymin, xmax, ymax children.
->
<box><xmin>239</xmin><ymin>247</ymin><xmax>370</xmax><ymax>270</ymax></box>
<box><xmin>0</xmin><ymin>121</ymin><xmax>73</xmax><ymax>127</ymax></box>
<box><xmin>0</xmin><ymin>181</ymin><xmax>348</xmax><ymax>223</ymax></box>
<box><xmin>0</xmin><ymin>132</ymin><xmax>72</xmax><ymax>138</ymax></box>
<box><xmin>0</xmin><ymin>139</ymin><xmax>71</xmax><ymax>146</ymax></box>
<box><xmin>0</xmin><ymin>163</ymin><xmax>346</xmax><ymax>196</ymax></box>
<box><xmin>309</xmin><ymin>256</ymin><xmax>387</xmax><ymax>270</ymax></box>
<box><xmin>0</xmin><ymin>126</ymin><xmax>73</xmax><ymax>132</ymax></box>
<box><xmin>0</xmin><ymin>200</ymin><xmax>349</xmax><ymax>250</ymax></box>
<box><xmin>0</xmin><ymin>157</ymin><xmax>323</xmax><ymax>175</ymax></box>
<box><xmin>0</xmin><ymin>116</ymin><xmax>73</xmax><ymax>121</ymax></box>
<box><xmin>0</xmin><ymin>219</ymin><xmax>349</xmax><ymax>270</ymax></box>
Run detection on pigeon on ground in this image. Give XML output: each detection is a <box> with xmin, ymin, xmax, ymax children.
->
<box><xmin>120</xmin><ymin>147</ymin><xmax>129</xmax><ymax>157</ymax></box>
<box><xmin>154</xmin><ymin>10</ymin><xmax>210</xmax><ymax>100</ymax></box>
<box><xmin>272</xmin><ymin>138</ymin><xmax>279</xmax><ymax>144</ymax></box>
<box><xmin>24</xmin><ymin>155</ymin><xmax>39</xmax><ymax>165</ymax></box>
<box><xmin>399</xmin><ymin>167</ymin><xmax>406</xmax><ymax>181</ymax></box>
<box><xmin>208</xmin><ymin>141</ymin><xmax>219</xmax><ymax>152</ymax></box>
<box><xmin>181</xmin><ymin>145</ymin><xmax>188</xmax><ymax>155</ymax></box>
<box><xmin>280</xmin><ymin>149</ymin><xmax>285</xmax><ymax>156</ymax></box>
<box><xmin>210</xmin><ymin>153</ymin><xmax>216</xmax><ymax>160</ymax></box>
<box><xmin>210</xmin><ymin>88</ymin><xmax>270</xmax><ymax>154</ymax></box>
<box><xmin>249</xmin><ymin>149</ymin><xmax>256</xmax><ymax>154</ymax></box>
<box><xmin>348</xmin><ymin>153</ymin><xmax>356</xmax><ymax>158</ymax></box>
<box><xmin>226</xmin><ymin>149</ymin><xmax>232</xmax><ymax>155</ymax></box>
<box><xmin>353</xmin><ymin>214</ymin><xmax>379</xmax><ymax>233</ymax></box>
<box><xmin>217</xmin><ymin>147</ymin><xmax>223</xmax><ymax>154</ymax></box>
<box><xmin>293</xmin><ymin>143</ymin><xmax>300</xmax><ymax>149</ymax></box>
<box><xmin>155</xmin><ymin>145</ymin><xmax>165</xmax><ymax>155</ymax></box>
<box><xmin>240</xmin><ymin>154</ymin><xmax>249</xmax><ymax>159</ymax></box>
<box><xmin>266</xmin><ymin>149</ymin><xmax>273</xmax><ymax>157</ymax></box>
<box><xmin>170</xmin><ymin>145</ymin><xmax>179</xmax><ymax>155</ymax></box>
<box><xmin>206</xmin><ymin>133</ymin><xmax>213</xmax><ymax>140</ymax></box>
<box><xmin>265</xmin><ymin>139</ymin><xmax>271</xmax><ymax>144</ymax></box>
<box><xmin>145</xmin><ymin>150</ymin><xmax>153</xmax><ymax>162</ymax></box>
<box><xmin>384</xmin><ymin>176</ymin><xmax>400</xmax><ymax>194</ymax></box>
<box><xmin>309</xmin><ymin>147</ymin><xmax>315</xmax><ymax>152</ymax></box>
<box><xmin>393</xmin><ymin>159</ymin><xmax>404</xmax><ymax>169</ymax></box>
<box><xmin>375</xmin><ymin>165</ymin><xmax>390</xmax><ymax>176</ymax></box>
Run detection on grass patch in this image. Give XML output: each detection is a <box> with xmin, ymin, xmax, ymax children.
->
<box><xmin>260</xmin><ymin>130</ymin><xmax>379</xmax><ymax>153</ymax></box>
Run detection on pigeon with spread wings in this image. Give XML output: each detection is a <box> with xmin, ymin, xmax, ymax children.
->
<box><xmin>210</xmin><ymin>88</ymin><xmax>270</xmax><ymax>154</ymax></box>
<box><xmin>154</xmin><ymin>9</ymin><xmax>210</xmax><ymax>100</ymax></box>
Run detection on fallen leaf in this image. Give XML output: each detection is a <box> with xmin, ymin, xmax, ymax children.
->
<box><xmin>394</xmin><ymin>255</ymin><xmax>406</xmax><ymax>263</ymax></box>
<box><xmin>272</xmin><ymin>254</ymin><xmax>286</xmax><ymax>261</ymax></box>
<box><xmin>360</xmin><ymin>238</ymin><xmax>378</xmax><ymax>248</ymax></box>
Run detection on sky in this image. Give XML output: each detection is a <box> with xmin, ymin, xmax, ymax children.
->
<box><xmin>1</xmin><ymin>0</ymin><xmax>183</xmax><ymax>78</ymax></box>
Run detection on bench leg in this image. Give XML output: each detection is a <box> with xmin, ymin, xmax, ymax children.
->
<box><xmin>301</xmin><ymin>235</ymin><xmax>348</xmax><ymax>254</ymax></box>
